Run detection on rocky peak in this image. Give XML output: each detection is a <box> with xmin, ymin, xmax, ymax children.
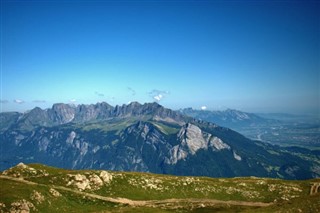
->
<box><xmin>52</xmin><ymin>103</ymin><xmax>72</xmax><ymax>111</ymax></box>
<box><xmin>113</xmin><ymin>103</ymin><xmax>135</xmax><ymax>117</ymax></box>
<box><xmin>224</xmin><ymin>109</ymin><xmax>250</xmax><ymax>120</ymax></box>
<box><xmin>0</xmin><ymin>112</ymin><xmax>21</xmax><ymax>131</ymax></box>
<box><xmin>30</xmin><ymin>107</ymin><xmax>43</xmax><ymax>113</ymax></box>
<box><xmin>122</xmin><ymin>101</ymin><xmax>143</xmax><ymax>115</ymax></box>
<box><xmin>74</xmin><ymin>103</ymin><xmax>112</xmax><ymax>122</ymax></box>
<box><xmin>111</xmin><ymin>102</ymin><xmax>174</xmax><ymax>120</ymax></box>
<box><xmin>142</xmin><ymin>102</ymin><xmax>162</xmax><ymax>110</ymax></box>
<box><xmin>126</xmin><ymin>121</ymin><xmax>153</xmax><ymax>136</ymax></box>
<box><xmin>127</xmin><ymin>101</ymin><xmax>142</xmax><ymax>108</ymax></box>
<box><xmin>16</xmin><ymin>107</ymin><xmax>50</xmax><ymax>129</ymax></box>
<box><xmin>28</xmin><ymin>107</ymin><xmax>48</xmax><ymax>120</ymax></box>
<box><xmin>50</xmin><ymin>103</ymin><xmax>75</xmax><ymax>124</ymax></box>
<box><xmin>95</xmin><ymin>102</ymin><xmax>113</xmax><ymax>109</ymax></box>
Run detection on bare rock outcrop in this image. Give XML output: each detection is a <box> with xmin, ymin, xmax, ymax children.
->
<box><xmin>99</xmin><ymin>171</ymin><xmax>113</xmax><ymax>184</ymax></box>
<box><xmin>9</xmin><ymin>199</ymin><xmax>35</xmax><ymax>213</ymax></box>
<box><xmin>49</xmin><ymin>188</ymin><xmax>61</xmax><ymax>197</ymax></box>
<box><xmin>166</xmin><ymin>123</ymin><xmax>231</xmax><ymax>164</ymax></box>
<box><xmin>30</xmin><ymin>190</ymin><xmax>44</xmax><ymax>204</ymax></box>
<box><xmin>66</xmin><ymin>172</ymin><xmax>113</xmax><ymax>191</ymax></box>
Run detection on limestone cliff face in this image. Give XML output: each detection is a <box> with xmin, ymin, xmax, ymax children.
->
<box><xmin>166</xmin><ymin>123</ymin><xmax>230</xmax><ymax>164</ymax></box>
<box><xmin>50</xmin><ymin>103</ymin><xmax>76</xmax><ymax>124</ymax></box>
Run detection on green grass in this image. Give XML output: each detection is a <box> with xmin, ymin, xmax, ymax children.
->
<box><xmin>73</xmin><ymin>117</ymin><xmax>180</xmax><ymax>137</ymax></box>
<box><xmin>80</xmin><ymin>119</ymin><xmax>135</xmax><ymax>132</ymax></box>
<box><xmin>151</xmin><ymin>122</ymin><xmax>180</xmax><ymax>135</ymax></box>
<box><xmin>0</xmin><ymin>178</ymin><xmax>118</xmax><ymax>213</ymax></box>
<box><xmin>9</xmin><ymin>164</ymin><xmax>317</xmax><ymax>202</ymax></box>
<box><xmin>78</xmin><ymin>116</ymin><xmax>154</xmax><ymax>132</ymax></box>
<box><xmin>1</xmin><ymin>163</ymin><xmax>319</xmax><ymax>212</ymax></box>
<box><xmin>250</xmin><ymin>193</ymin><xmax>320</xmax><ymax>213</ymax></box>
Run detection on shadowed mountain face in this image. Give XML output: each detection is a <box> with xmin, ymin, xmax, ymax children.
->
<box><xmin>0</xmin><ymin>102</ymin><xmax>319</xmax><ymax>180</ymax></box>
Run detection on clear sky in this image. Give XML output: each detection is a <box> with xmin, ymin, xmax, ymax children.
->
<box><xmin>1</xmin><ymin>0</ymin><xmax>319</xmax><ymax>114</ymax></box>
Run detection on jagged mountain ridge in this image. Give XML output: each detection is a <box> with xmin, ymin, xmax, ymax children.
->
<box><xmin>1</xmin><ymin>102</ymin><xmax>319</xmax><ymax>180</ymax></box>
<box><xmin>179</xmin><ymin>108</ymin><xmax>276</xmax><ymax>129</ymax></box>
<box><xmin>1</xmin><ymin>102</ymin><xmax>186</xmax><ymax>131</ymax></box>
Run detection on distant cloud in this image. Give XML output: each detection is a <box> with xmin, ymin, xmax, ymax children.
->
<box><xmin>0</xmin><ymin>100</ymin><xmax>9</xmax><ymax>104</ymax></box>
<box><xmin>69</xmin><ymin>99</ymin><xmax>77</xmax><ymax>103</ymax></box>
<box><xmin>201</xmin><ymin>106</ymin><xmax>207</xmax><ymax>110</ymax></box>
<box><xmin>154</xmin><ymin>94</ymin><xmax>163</xmax><ymax>101</ymax></box>
<box><xmin>127</xmin><ymin>87</ymin><xmax>136</xmax><ymax>96</ymax></box>
<box><xmin>95</xmin><ymin>91</ymin><xmax>104</xmax><ymax>97</ymax></box>
<box><xmin>148</xmin><ymin>89</ymin><xmax>169</xmax><ymax>102</ymax></box>
<box><xmin>14</xmin><ymin>99</ymin><xmax>25</xmax><ymax>104</ymax></box>
<box><xmin>33</xmin><ymin>100</ymin><xmax>46</xmax><ymax>103</ymax></box>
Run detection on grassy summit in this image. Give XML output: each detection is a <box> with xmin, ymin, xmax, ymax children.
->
<box><xmin>0</xmin><ymin>163</ymin><xmax>319</xmax><ymax>212</ymax></box>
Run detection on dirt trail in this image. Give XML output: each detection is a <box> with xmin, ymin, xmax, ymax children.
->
<box><xmin>0</xmin><ymin>175</ymin><xmax>271</xmax><ymax>207</ymax></box>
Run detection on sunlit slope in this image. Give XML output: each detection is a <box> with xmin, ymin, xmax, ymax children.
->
<box><xmin>0</xmin><ymin>163</ymin><xmax>319</xmax><ymax>212</ymax></box>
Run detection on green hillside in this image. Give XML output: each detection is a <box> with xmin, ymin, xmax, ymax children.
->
<box><xmin>0</xmin><ymin>163</ymin><xmax>319</xmax><ymax>212</ymax></box>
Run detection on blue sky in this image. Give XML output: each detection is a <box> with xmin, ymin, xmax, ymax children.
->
<box><xmin>1</xmin><ymin>0</ymin><xmax>319</xmax><ymax>114</ymax></box>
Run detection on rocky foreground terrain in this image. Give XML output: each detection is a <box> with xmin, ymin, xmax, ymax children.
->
<box><xmin>0</xmin><ymin>163</ymin><xmax>319</xmax><ymax>212</ymax></box>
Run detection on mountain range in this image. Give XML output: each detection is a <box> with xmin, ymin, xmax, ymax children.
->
<box><xmin>178</xmin><ymin>108</ymin><xmax>278</xmax><ymax>129</ymax></box>
<box><xmin>1</xmin><ymin>102</ymin><xmax>319</xmax><ymax>180</ymax></box>
<box><xmin>179</xmin><ymin>108</ymin><xmax>320</xmax><ymax>149</ymax></box>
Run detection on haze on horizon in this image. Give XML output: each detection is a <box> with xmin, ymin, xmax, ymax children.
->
<box><xmin>1</xmin><ymin>0</ymin><xmax>319</xmax><ymax>115</ymax></box>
